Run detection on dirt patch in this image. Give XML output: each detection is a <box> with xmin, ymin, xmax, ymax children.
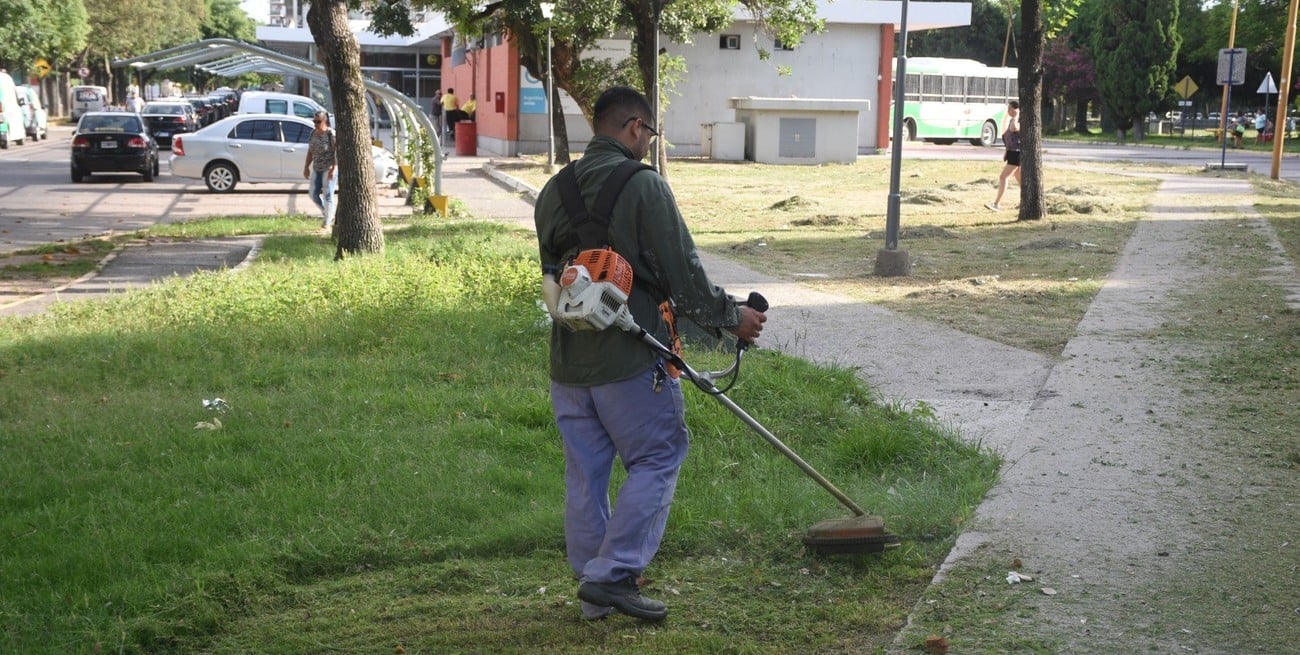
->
<box><xmin>865</xmin><ymin>225</ymin><xmax>959</xmax><ymax>240</ymax></box>
<box><xmin>1015</xmin><ymin>237</ymin><xmax>1096</xmax><ymax>251</ymax></box>
<box><xmin>768</xmin><ymin>195</ymin><xmax>817</xmax><ymax>211</ymax></box>
<box><xmin>791</xmin><ymin>214</ymin><xmax>857</xmax><ymax>227</ymax></box>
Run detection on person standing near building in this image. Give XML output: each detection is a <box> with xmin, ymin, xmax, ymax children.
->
<box><xmin>533</xmin><ymin>86</ymin><xmax>766</xmax><ymax>622</ymax></box>
<box><xmin>986</xmin><ymin>99</ymin><xmax>1021</xmax><ymax>212</ymax></box>
<box><xmin>431</xmin><ymin>90</ymin><xmax>443</xmax><ymax>131</ymax></box>
<box><xmin>440</xmin><ymin>88</ymin><xmax>460</xmax><ymax>137</ymax></box>
<box><xmin>302</xmin><ymin>110</ymin><xmax>336</xmax><ymax>227</ymax></box>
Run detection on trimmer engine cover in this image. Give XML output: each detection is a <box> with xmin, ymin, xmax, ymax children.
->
<box><xmin>555</xmin><ymin>249</ymin><xmax>637</xmax><ymax>332</ymax></box>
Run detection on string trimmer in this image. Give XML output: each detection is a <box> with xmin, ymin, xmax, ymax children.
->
<box><xmin>546</xmin><ymin>249</ymin><xmax>899</xmax><ymax>554</ymax></box>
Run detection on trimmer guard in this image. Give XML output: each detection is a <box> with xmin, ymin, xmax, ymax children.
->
<box><xmin>803</xmin><ymin>515</ymin><xmax>901</xmax><ymax>554</ymax></box>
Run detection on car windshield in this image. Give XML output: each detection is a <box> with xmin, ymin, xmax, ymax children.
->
<box><xmin>144</xmin><ymin>104</ymin><xmax>186</xmax><ymax>114</ymax></box>
<box><xmin>80</xmin><ymin>115</ymin><xmax>143</xmax><ymax>133</ymax></box>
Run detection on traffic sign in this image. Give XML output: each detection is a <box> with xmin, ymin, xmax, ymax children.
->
<box><xmin>33</xmin><ymin>58</ymin><xmax>51</xmax><ymax>78</ymax></box>
<box><xmin>1217</xmin><ymin>48</ymin><xmax>1246</xmax><ymax>85</ymax></box>
<box><xmin>1258</xmin><ymin>71</ymin><xmax>1278</xmax><ymax>94</ymax></box>
<box><xmin>1175</xmin><ymin>75</ymin><xmax>1198</xmax><ymax>99</ymax></box>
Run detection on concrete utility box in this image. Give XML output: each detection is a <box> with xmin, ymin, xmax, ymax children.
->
<box><xmin>701</xmin><ymin>121</ymin><xmax>745</xmax><ymax>161</ymax></box>
<box><xmin>729</xmin><ymin>97</ymin><xmax>871</xmax><ymax>164</ymax></box>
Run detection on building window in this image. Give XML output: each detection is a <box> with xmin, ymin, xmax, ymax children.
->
<box><xmin>774</xmin><ymin>38</ymin><xmax>795</xmax><ymax>51</ymax></box>
<box><xmin>720</xmin><ymin>35</ymin><xmax>740</xmax><ymax>50</ymax></box>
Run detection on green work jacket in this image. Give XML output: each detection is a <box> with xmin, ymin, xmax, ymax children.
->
<box><xmin>534</xmin><ymin>136</ymin><xmax>742</xmax><ymax>386</ymax></box>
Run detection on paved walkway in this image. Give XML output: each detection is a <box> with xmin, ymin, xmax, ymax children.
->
<box><xmin>5</xmin><ymin>154</ymin><xmax>1298</xmax><ymax>651</ymax></box>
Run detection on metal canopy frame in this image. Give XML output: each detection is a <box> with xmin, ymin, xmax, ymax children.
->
<box><xmin>113</xmin><ymin>38</ymin><xmax>444</xmax><ymax>195</ymax></box>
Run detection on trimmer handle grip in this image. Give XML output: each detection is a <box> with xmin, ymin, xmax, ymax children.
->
<box><xmin>737</xmin><ymin>292</ymin><xmax>768</xmax><ymax>352</ymax></box>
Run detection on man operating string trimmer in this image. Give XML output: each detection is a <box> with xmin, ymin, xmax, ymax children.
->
<box><xmin>533</xmin><ymin>86</ymin><xmax>766</xmax><ymax>622</ymax></box>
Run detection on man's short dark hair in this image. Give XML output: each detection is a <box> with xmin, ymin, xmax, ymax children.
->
<box><xmin>1008</xmin><ymin>100</ymin><xmax>1020</xmax><ymax>110</ymax></box>
<box><xmin>594</xmin><ymin>86</ymin><xmax>655</xmax><ymax>132</ymax></box>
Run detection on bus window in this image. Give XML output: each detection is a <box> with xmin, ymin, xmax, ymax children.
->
<box><xmin>943</xmin><ymin>76</ymin><xmax>964</xmax><ymax>102</ymax></box>
<box><xmin>967</xmin><ymin>77</ymin><xmax>987</xmax><ymax>104</ymax></box>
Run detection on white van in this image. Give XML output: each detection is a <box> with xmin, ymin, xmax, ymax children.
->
<box><xmin>71</xmin><ymin>85</ymin><xmax>109</xmax><ymax>119</ymax></box>
<box><xmin>18</xmin><ymin>85</ymin><xmax>48</xmax><ymax>140</ymax></box>
<box><xmin>237</xmin><ymin>91</ymin><xmax>327</xmax><ymax>120</ymax></box>
<box><xmin>0</xmin><ymin>72</ymin><xmax>27</xmax><ymax>149</ymax></box>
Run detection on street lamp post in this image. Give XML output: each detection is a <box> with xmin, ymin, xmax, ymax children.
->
<box><xmin>540</xmin><ymin>2</ymin><xmax>555</xmax><ymax>174</ymax></box>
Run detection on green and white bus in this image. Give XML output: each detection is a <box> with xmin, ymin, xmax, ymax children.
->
<box><xmin>892</xmin><ymin>57</ymin><xmax>1019</xmax><ymax>147</ymax></box>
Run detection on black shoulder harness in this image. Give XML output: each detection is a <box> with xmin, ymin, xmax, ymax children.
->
<box><xmin>554</xmin><ymin>159</ymin><xmax>653</xmax><ymax>252</ymax></box>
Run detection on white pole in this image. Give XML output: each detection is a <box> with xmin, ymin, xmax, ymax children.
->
<box><xmin>541</xmin><ymin>2</ymin><xmax>555</xmax><ymax>173</ymax></box>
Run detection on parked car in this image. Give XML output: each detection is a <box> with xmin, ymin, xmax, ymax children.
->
<box><xmin>237</xmin><ymin>90</ymin><xmax>328</xmax><ymax>120</ymax></box>
<box><xmin>0</xmin><ymin>71</ymin><xmax>27</xmax><ymax>149</ymax></box>
<box><xmin>139</xmin><ymin>101</ymin><xmax>199</xmax><ymax>148</ymax></box>
<box><xmin>170</xmin><ymin>114</ymin><xmax>399</xmax><ymax>193</ymax></box>
<box><xmin>71</xmin><ymin>85</ymin><xmax>109</xmax><ymax>119</ymax></box>
<box><xmin>184</xmin><ymin>96</ymin><xmax>216</xmax><ymax>126</ymax></box>
<box><xmin>16</xmin><ymin>84</ymin><xmax>48</xmax><ymax>141</ymax></box>
<box><xmin>71</xmin><ymin>112</ymin><xmax>160</xmax><ymax>183</ymax></box>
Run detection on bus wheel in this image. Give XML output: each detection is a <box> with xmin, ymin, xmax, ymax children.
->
<box><xmin>974</xmin><ymin>120</ymin><xmax>998</xmax><ymax>147</ymax></box>
<box><xmin>904</xmin><ymin>119</ymin><xmax>917</xmax><ymax>142</ymax></box>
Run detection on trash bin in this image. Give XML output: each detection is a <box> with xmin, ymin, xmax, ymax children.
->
<box><xmin>455</xmin><ymin>121</ymin><xmax>477</xmax><ymax>156</ymax></box>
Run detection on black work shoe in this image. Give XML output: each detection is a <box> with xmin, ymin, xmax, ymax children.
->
<box><xmin>578</xmin><ymin>578</ymin><xmax>668</xmax><ymax>621</ymax></box>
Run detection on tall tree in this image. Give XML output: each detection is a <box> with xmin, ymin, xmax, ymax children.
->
<box><xmin>307</xmin><ymin>0</ymin><xmax>384</xmax><ymax>258</ymax></box>
<box><xmin>1013</xmin><ymin>0</ymin><xmax>1084</xmax><ymax>222</ymax></box>
<box><xmin>1042</xmin><ymin>37</ymin><xmax>1097</xmax><ymax>134</ymax></box>
<box><xmin>1018</xmin><ymin>0</ymin><xmax>1046</xmax><ymax>221</ymax></box>
<box><xmin>0</xmin><ymin>0</ymin><xmax>89</xmax><ymax>71</ymax></box>
<box><xmin>1091</xmin><ymin>0</ymin><xmax>1181</xmax><ymax>139</ymax></box>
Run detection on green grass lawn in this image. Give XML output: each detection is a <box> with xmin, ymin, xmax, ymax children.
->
<box><xmin>0</xmin><ymin>219</ymin><xmax>999</xmax><ymax>654</ymax></box>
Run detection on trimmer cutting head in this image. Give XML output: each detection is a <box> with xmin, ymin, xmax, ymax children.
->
<box><xmin>803</xmin><ymin>515</ymin><xmax>900</xmax><ymax>554</ymax></box>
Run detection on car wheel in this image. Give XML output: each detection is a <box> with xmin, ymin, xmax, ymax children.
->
<box><xmin>71</xmin><ymin>167</ymin><xmax>84</xmax><ymax>183</ymax></box>
<box><xmin>142</xmin><ymin>159</ymin><xmax>155</xmax><ymax>182</ymax></box>
<box><xmin>0</xmin><ymin>136</ymin><xmax>7</xmax><ymax>149</ymax></box>
<box><xmin>204</xmin><ymin>162</ymin><xmax>238</xmax><ymax>193</ymax></box>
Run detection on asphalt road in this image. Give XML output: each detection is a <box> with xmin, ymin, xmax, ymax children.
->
<box><xmin>0</xmin><ymin>124</ymin><xmax>324</xmax><ymax>255</ymax></box>
<box><xmin>3</xmin><ymin>124</ymin><xmax>1297</xmax><ymax>257</ymax></box>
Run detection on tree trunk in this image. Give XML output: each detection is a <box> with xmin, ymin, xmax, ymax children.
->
<box><xmin>628</xmin><ymin>0</ymin><xmax>668</xmax><ymax>177</ymax></box>
<box><xmin>551</xmin><ymin>83</ymin><xmax>571</xmax><ymax>165</ymax></box>
<box><xmin>307</xmin><ymin>0</ymin><xmax>384</xmax><ymax>259</ymax></box>
<box><xmin>1017</xmin><ymin>0</ymin><xmax>1046</xmax><ymax>222</ymax></box>
<box><xmin>1074</xmin><ymin>100</ymin><xmax>1090</xmax><ymax>134</ymax></box>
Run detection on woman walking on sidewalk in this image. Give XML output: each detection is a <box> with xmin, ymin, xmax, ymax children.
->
<box><xmin>302</xmin><ymin>110</ymin><xmax>336</xmax><ymax>227</ymax></box>
<box><xmin>986</xmin><ymin>100</ymin><xmax>1021</xmax><ymax>212</ymax></box>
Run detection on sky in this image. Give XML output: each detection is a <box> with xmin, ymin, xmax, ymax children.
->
<box><xmin>240</xmin><ymin>0</ymin><xmax>270</xmax><ymax>23</ymax></box>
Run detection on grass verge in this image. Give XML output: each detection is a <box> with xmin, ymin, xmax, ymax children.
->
<box><xmin>509</xmin><ymin>157</ymin><xmax>1160</xmax><ymax>355</ymax></box>
<box><xmin>0</xmin><ymin>217</ymin><xmax>999</xmax><ymax>654</ymax></box>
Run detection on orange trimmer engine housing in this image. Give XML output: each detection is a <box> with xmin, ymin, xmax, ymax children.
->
<box><xmin>555</xmin><ymin>248</ymin><xmax>638</xmax><ymax>332</ymax></box>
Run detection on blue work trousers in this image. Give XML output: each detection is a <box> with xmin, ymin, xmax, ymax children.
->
<box><xmin>551</xmin><ymin>365</ymin><xmax>689</xmax><ymax>584</ymax></box>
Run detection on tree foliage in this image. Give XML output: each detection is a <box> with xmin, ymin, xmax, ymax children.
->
<box><xmin>0</xmin><ymin>0</ymin><xmax>89</xmax><ymax>69</ymax></box>
<box><xmin>1091</xmin><ymin>0</ymin><xmax>1181</xmax><ymax>137</ymax></box>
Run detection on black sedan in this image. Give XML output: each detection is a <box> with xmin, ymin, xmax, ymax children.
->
<box><xmin>71</xmin><ymin>112</ymin><xmax>160</xmax><ymax>183</ymax></box>
<box><xmin>139</xmin><ymin>101</ymin><xmax>200</xmax><ymax>148</ymax></box>
<box><xmin>185</xmin><ymin>96</ymin><xmax>216</xmax><ymax>126</ymax></box>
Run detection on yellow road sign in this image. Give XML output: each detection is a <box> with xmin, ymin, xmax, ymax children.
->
<box><xmin>1175</xmin><ymin>75</ymin><xmax>1199</xmax><ymax>99</ymax></box>
<box><xmin>33</xmin><ymin>58</ymin><xmax>51</xmax><ymax>78</ymax></box>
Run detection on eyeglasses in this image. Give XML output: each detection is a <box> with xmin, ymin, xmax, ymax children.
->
<box><xmin>622</xmin><ymin>116</ymin><xmax>658</xmax><ymax>140</ymax></box>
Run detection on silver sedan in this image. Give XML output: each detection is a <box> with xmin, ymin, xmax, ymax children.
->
<box><xmin>169</xmin><ymin>114</ymin><xmax>399</xmax><ymax>192</ymax></box>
